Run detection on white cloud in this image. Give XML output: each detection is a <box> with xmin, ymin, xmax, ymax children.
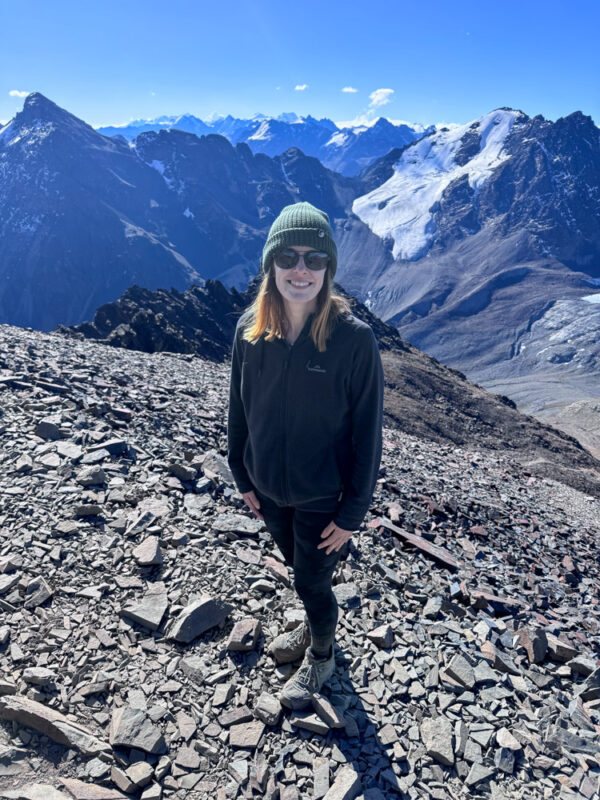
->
<box><xmin>9</xmin><ymin>90</ymin><xmax>29</xmax><ymax>98</ymax></box>
<box><xmin>294</xmin><ymin>84</ymin><xmax>308</xmax><ymax>91</ymax></box>
<box><xmin>342</xmin><ymin>86</ymin><xmax>358</xmax><ymax>93</ymax></box>
<box><xmin>369</xmin><ymin>88</ymin><xmax>394</xmax><ymax>109</ymax></box>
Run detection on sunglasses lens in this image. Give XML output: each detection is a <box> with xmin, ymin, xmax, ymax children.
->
<box><xmin>273</xmin><ymin>249</ymin><xmax>298</xmax><ymax>269</ymax></box>
<box><xmin>305</xmin><ymin>252</ymin><xmax>329</xmax><ymax>270</ymax></box>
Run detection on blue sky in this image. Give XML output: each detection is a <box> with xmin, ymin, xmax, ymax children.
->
<box><xmin>1</xmin><ymin>0</ymin><xmax>598</xmax><ymax>128</ymax></box>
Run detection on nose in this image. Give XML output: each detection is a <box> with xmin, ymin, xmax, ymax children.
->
<box><xmin>292</xmin><ymin>254</ymin><xmax>310</xmax><ymax>275</ymax></box>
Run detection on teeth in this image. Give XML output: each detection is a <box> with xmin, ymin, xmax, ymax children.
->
<box><xmin>289</xmin><ymin>281</ymin><xmax>310</xmax><ymax>287</ymax></box>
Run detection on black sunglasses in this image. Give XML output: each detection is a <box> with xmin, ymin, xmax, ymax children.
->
<box><xmin>273</xmin><ymin>248</ymin><xmax>330</xmax><ymax>271</ymax></box>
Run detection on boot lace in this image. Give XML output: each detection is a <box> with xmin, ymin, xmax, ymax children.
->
<box><xmin>294</xmin><ymin>661</ymin><xmax>318</xmax><ymax>690</ymax></box>
<box><xmin>288</xmin><ymin>622</ymin><xmax>308</xmax><ymax>646</ymax></box>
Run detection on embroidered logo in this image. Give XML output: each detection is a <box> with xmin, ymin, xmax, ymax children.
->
<box><xmin>306</xmin><ymin>360</ymin><xmax>326</xmax><ymax>373</ymax></box>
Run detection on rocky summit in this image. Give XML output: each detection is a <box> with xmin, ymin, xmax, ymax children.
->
<box><xmin>0</xmin><ymin>323</ymin><xmax>600</xmax><ymax>800</ymax></box>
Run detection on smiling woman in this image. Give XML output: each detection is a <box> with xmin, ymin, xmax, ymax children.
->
<box><xmin>227</xmin><ymin>201</ymin><xmax>384</xmax><ymax>710</ymax></box>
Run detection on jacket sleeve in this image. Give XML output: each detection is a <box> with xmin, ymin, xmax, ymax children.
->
<box><xmin>227</xmin><ymin>324</ymin><xmax>254</xmax><ymax>494</ymax></box>
<box><xmin>333</xmin><ymin>326</ymin><xmax>384</xmax><ymax>532</ymax></box>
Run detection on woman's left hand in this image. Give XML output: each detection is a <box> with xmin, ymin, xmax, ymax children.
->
<box><xmin>317</xmin><ymin>522</ymin><xmax>353</xmax><ymax>555</ymax></box>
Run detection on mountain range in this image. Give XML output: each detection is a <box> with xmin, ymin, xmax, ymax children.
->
<box><xmin>2</xmin><ymin>92</ymin><xmax>599</xmax><ymax>454</ymax></box>
<box><xmin>97</xmin><ymin>112</ymin><xmax>432</xmax><ymax>177</ymax></box>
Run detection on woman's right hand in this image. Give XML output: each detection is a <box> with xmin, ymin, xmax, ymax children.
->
<box><xmin>242</xmin><ymin>489</ymin><xmax>264</xmax><ymax>521</ymax></box>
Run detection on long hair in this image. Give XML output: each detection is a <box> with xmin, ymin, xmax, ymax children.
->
<box><xmin>239</xmin><ymin>265</ymin><xmax>351</xmax><ymax>352</ymax></box>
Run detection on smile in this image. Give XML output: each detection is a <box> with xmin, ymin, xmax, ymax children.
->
<box><xmin>288</xmin><ymin>280</ymin><xmax>311</xmax><ymax>288</ymax></box>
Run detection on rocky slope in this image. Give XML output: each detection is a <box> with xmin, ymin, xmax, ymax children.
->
<box><xmin>0</xmin><ymin>324</ymin><xmax>599</xmax><ymax>800</ymax></box>
<box><xmin>60</xmin><ymin>279</ymin><xmax>600</xmax><ymax>500</ymax></box>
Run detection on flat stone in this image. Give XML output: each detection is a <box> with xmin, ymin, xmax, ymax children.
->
<box><xmin>212</xmin><ymin>513</ymin><xmax>262</xmax><ymax>536</ymax></box>
<box><xmin>176</xmin><ymin>710</ymin><xmax>196</xmax><ymax>740</ymax></box>
<box><xmin>132</xmin><ymin>536</ymin><xmax>163</xmax><ymax>567</ymax></box>
<box><xmin>333</xmin><ymin>582</ymin><xmax>361</xmax><ymax>609</ymax></box>
<box><xmin>76</xmin><ymin>466</ymin><xmax>106</xmax><ymax>486</ymax></box>
<box><xmin>422</xmin><ymin>596</ymin><xmax>443</xmax><ymax>619</ymax></box>
<box><xmin>420</xmin><ymin>715</ymin><xmax>454</xmax><ymax>766</ymax></box>
<box><xmin>366</xmin><ymin>623</ymin><xmax>394</xmax><ymax>648</ymax></box>
<box><xmin>109</xmin><ymin>706</ymin><xmax>167</xmax><ymax>754</ymax></box>
<box><xmin>167</xmin><ymin>595</ymin><xmax>233</xmax><ymax>643</ymax></box>
<box><xmin>568</xmin><ymin>655</ymin><xmax>597</xmax><ymax>677</ymax></box>
<box><xmin>575</xmin><ymin>667</ymin><xmax>600</xmax><ymax>701</ymax></box>
<box><xmin>23</xmin><ymin>576</ymin><xmax>53</xmax><ymax>609</ymax></box>
<box><xmin>378</xmin><ymin>518</ymin><xmax>460</xmax><ymax>571</ymax></box>
<box><xmin>121</xmin><ymin>582</ymin><xmax>168</xmax><ymax>631</ymax></box>
<box><xmin>495</xmin><ymin>746</ymin><xmax>515</xmax><ymax>773</ymax></box>
<box><xmin>480</xmin><ymin>641</ymin><xmax>520</xmax><ymax>675</ymax></box>
<box><xmin>464</xmin><ymin>762</ymin><xmax>495</xmax><ymax>787</ymax></box>
<box><xmin>228</xmin><ymin>719</ymin><xmax>264</xmax><ymax>749</ymax></box>
<box><xmin>311</xmin><ymin>694</ymin><xmax>346</xmax><ymax>729</ymax></box>
<box><xmin>226</xmin><ymin>618</ymin><xmax>261</xmax><ymax>651</ymax></box>
<box><xmin>446</xmin><ymin>653</ymin><xmax>475</xmax><ymax>689</ymax></box>
<box><xmin>175</xmin><ymin>744</ymin><xmax>201</xmax><ymax>770</ymax></box>
<box><xmin>125</xmin><ymin>762</ymin><xmax>154</xmax><ymax>788</ymax></box>
<box><xmin>22</xmin><ymin>667</ymin><xmax>57</xmax><ymax>686</ymax></box>
<box><xmin>546</xmin><ymin>632</ymin><xmax>578</xmax><ymax>662</ymax></box>
<box><xmin>288</xmin><ymin>710</ymin><xmax>330</xmax><ymax>735</ymax></box>
<box><xmin>34</xmin><ymin>419</ymin><xmax>64</xmax><ymax>441</ymax></box>
<box><xmin>322</xmin><ymin>764</ymin><xmax>362</xmax><ymax>800</ymax></box>
<box><xmin>0</xmin><ymin>695</ymin><xmax>109</xmax><ymax>755</ymax></box>
<box><xmin>180</xmin><ymin>655</ymin><xmax>205</xmax><ymax>682</ymax></box>
<box><xmin>517</xmin><ymin>627</ymin><xmax>548</xmax><ymax>663</ymax></box>
<box><xmin>2</xmin><ymin>785</ymin><xmax>69</xmax><ymax>800</ymax></box>
<box><xmin>496</xmin><ymin>727</ymin><xmax>522</xmax><ymax>750</ymax></box>
<box><xmin>253</xmin><ymin>692</ymin><xmax>281</xmax><ymax>726</ymax></box>
<box><xmin>88</xmin><ymin>438</ymin><xmax>128</xmax><ymax>455</ymax></box>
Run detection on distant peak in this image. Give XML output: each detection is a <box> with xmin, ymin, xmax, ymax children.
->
<box><xmin>23</xmin><ymin>92</ymin><xmax>59</xmax><ymax>111</ymax></box>
<box><xmin>14</xmin><ymin>92</ymin><xmax>98</xmax><ymax>139</ymax></box>
<box><xmin>20</xmin><ymin>92</ymin><xmax>72</xmax><ymax>123</ymax></box>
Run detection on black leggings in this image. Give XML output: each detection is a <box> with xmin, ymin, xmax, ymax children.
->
<box><xmin>254</xmin><ymin>487</ymin><xmax>344</xmax><ymax>641</ymax></box>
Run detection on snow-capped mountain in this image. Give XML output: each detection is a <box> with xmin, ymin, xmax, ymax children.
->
<box><xmin>344</xmin><ymin>108</ymin><xmax>600</xmax><ymax>389</ymax></box>
<box><xmin>98</xmin><ymin>112</ymin><xmax>429</xmax><ymax>176</ymax></box>
<box><xmin>354</xmin><ymin>110</ymin><xmax>523</xmax><ymax>261</ymax></box>
<box><xmin>3</xmin><ymin>94</ymin><xmax>600</xmax><ymax>435</ymax></box>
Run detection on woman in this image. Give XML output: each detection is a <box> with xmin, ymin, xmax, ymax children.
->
<box><xmin>227</xmin><ymin>201</ymin><xmax>384</xmax><ymax>710</ymax></box>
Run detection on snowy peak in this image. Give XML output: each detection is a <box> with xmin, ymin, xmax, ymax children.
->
<box><xmin>3</xmin><ymin>92</ymin><xmax>108</xmax><ymax>153</ymax></box>
<box><xmin>19</xmin><ymin>92</ymin><xmax>89</xmax><ymax>130</ymax></box>
<box><xmin>352</xmin><ymin>109</ymin><xmax>529</xmax><ymax>260</ymax></box>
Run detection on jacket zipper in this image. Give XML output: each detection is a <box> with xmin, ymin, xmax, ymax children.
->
<box><xmin>281</xmin><ymin>346</ymin><xmax>291</xmax><ymax>505</ymax></box>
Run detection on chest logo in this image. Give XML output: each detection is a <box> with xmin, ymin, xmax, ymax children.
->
<box><xmin>306</xmin><ymin>360</ymin><xmax>327</xmax><ymax>373</ymax></box>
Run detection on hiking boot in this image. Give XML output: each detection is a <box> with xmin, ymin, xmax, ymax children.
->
<box><xmin>267</xmin><ymin>619</ymin><xmax>311</xmax><ymax>664</ymax></box>
<box><xmin>279</xmin><ymin>645</ymin><xmax>336</xmax><ymax>710</ymax></box>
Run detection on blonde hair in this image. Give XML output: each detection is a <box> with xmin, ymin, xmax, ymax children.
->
<box><xmin>240</xmin><ymin>267</ymin><xmax>351</xmax><ymax>352</ymax></box>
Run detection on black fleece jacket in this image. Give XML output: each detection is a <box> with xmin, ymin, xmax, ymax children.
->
<box><xmin>227</xmin><ymin>310</ymin><xmax>384</xmax><ymax>531</ymax></box>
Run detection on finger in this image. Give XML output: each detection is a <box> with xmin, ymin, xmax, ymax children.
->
<box><xmin>245</xmin><ymin>498</ymin><xmax>264</xmax><ymax>520</ymax></box>
<box><xmin>317</xmin><ymin>534</ymin><xmax>336</xmax><ymax>548</ymax></box>
<box><xmin>320</xmin><ymin>523</ymin><xmax>336</xmax><ymax>538</ymax></box>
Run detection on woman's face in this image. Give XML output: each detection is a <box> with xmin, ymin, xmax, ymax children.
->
<box><xmin>273</xmin><ymin>245</ymin><xmax>327</xmax><ymax>311</ymax></box>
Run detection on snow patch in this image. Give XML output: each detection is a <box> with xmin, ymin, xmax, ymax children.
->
<box><xmin>248</xmin><ymin>121</ymin><xmax>273</xmax><ymax>142</ymax></box>
<box><xmin>582</xmin><ymin>293</ymin><xmax>600</xmax><ymax>304</ymax></box>
<box><xmin>352</xmin><ymin>109</ymin><xmax>523</xmax><ymax>260</ymax></box>
<box><xmin>148</xmin><ymin>159</ymin><xmax>165</xmax><ymax>175</ymax></box>
<box><xmin>325</xmin><ymin>131</ymin><xmax>350</xmax><ymax>149</ymax></box>
<box><xmin>183</xmin><ymin>207</ymin><xmax>194</xmax><ymax>219</ymax></box>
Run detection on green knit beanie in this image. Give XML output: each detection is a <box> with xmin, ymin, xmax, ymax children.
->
<box><xmin>261</xmin><ymin>201</ymin><xmax>337</xmax><ymax>278</ymax></box>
